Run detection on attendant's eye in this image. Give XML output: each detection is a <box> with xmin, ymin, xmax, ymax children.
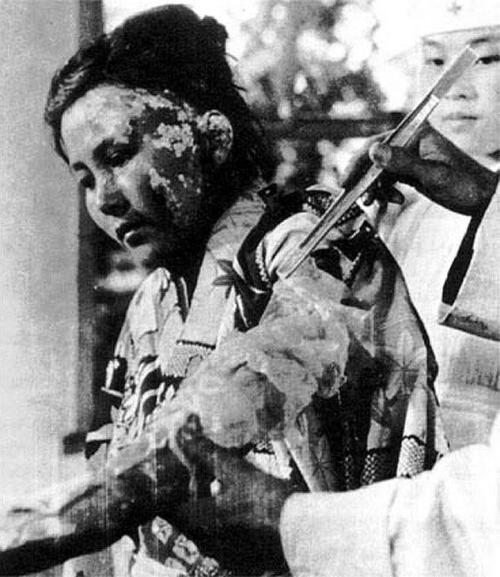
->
<box><xmin>476</xmin><ymin>54</ymin><xmax>500</xmax><ymax>65</ymax></box>
<box><xmin>425</xmin><ymin>57</ymin><xmax>445</xmax><ymax>67</ymax></box>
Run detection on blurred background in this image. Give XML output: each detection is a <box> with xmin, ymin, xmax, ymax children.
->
<box><xmin>0</xmin><ymin>0</ymin><xmax>421</xmax><ymax>534</ymax></box>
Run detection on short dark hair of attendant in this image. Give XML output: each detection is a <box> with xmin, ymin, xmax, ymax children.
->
<box><xmin>44</xmin><ymin>3</ymin><xmax>275</xmax><ymax>188</ymax></box>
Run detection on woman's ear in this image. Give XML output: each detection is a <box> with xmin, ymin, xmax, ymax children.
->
<box><xmin>198</xmin><ymin>110</ymin><xmax>233</xmax><ymax>167</ymax></box>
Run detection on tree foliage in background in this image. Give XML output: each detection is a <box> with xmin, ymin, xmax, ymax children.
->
<box><xmin>237</xmin><ymin>0</ymin><xmax>384</xmax><ymax>120</ymax></box>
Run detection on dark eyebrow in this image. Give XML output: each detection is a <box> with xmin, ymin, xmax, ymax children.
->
<box><xmin>92</xmin><ymin>123</ymin><xmax>140</xmax><ymax>165</ymax></box>
<box><xmin>422</xmin><ymin>39</ymin><xmax>443</xmax><ymax>49</ymax></box>
<box><xmin>423</xmin><ymin>35</ymin><xmax>500</xmax><ymax>50</ymax></box>
<box><xmin>69</xmin><ymin>139</ymin><xmax>114</xmax><ymax>171</ymax></box>
<box><xmin>469</xmin><ymin>36</ymin><xmax>500</xmax><ymax>47</ymax></box>
<box><xmin>70</xmin><ymin>138</ymin><xmax>121</xmax><ymax>171</ymax></box>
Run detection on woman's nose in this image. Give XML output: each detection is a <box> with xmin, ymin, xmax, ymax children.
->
<box><xmin>96</xmin><ymin>182</ymin><xmax>130</xmax><ymax>217</ymax></box>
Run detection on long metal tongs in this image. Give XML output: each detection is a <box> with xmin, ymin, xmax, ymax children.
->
<box><xmin>281</xmin><ymin>46</ymin><xmax>478</xmax><ymax>278</ymax></box>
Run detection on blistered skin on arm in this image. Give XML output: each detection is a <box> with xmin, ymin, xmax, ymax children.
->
<box><xmin>0</xmin><ymin>428</ymin><xmax>190</xmax><ymax>575</ymax></box>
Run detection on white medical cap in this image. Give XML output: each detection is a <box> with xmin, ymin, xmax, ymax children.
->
<box><xmin>374</xmin><ymin>0</ymin><xmax>500</xmax><ymax>56</ymax></box>
<box><xmin>414</xmin><ymin>0</ymin><xmax>500</xmax><ymax>38</ymax></box>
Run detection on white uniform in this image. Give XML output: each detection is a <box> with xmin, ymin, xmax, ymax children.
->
<box><xmin>281</xmin><ymin>414</ymin><xmax>500</xmax><ymax>577</ymax></box>
<box><xmin>280</xmin><ymin>3</ymin><xmax>500</xmax><ymax>575</ymax></box>
<box><xmin>369</xmin><ymin>182</ymin><xmax>500</xmax><ymax>447</ymax></box>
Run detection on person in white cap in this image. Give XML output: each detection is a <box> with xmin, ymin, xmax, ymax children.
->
<box><xmin>364</xmin><ymin>0</ymin><xmax>500</xmax><ymax>448</ymax></box>
<box><xmin>278</xmin><ymin>4</ymin><xmax>500</xmax><ymax>575</ymax></box>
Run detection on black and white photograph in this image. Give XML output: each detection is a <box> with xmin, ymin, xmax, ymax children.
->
<box><xmin>0</xmin><ymin>1</ymin><xmax>499</xmax><ymax>575</ymax></box>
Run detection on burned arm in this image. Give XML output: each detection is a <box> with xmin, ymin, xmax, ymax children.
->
<box><xmin>0</xmin><ymin>204</ymin><xmax>446</xmax><ymax>576</ymax></box>
<box><xmin>0</xmin><ymin>427</ymin><xmax>190</xmax><ymax>575</ymax></box>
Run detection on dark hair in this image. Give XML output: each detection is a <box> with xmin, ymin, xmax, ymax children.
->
<box><xmin>44</xmin><ymin>4</ymin><xmax>275</xmax><ymax>189</ymax></box>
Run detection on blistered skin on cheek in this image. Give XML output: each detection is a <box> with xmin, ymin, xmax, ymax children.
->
<box><xmin>62</xmin><ymin>85</ymin><xmax>212</xmax><ymax>269</ymax></box>
<box><xmin>147</xmin><ymin>101</ymin><xmax>197</xmax><ymax>160</ymax></box>
<box><xmin>145</xmin><ymin>105</ymin><xmax>205</xmax><ymax>228</ymax></box>
<box><xmin>149</xmin><ymin>166</ymin><xmax>204</xmax><ymax>228</ymax></box>
<box><xmin>154</xmin><ymin>121</ymin><xmax>195</xmax><ymax>158</ymax></box>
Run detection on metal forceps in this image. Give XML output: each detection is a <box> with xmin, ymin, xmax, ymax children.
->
<box><xmin>281</xmin><ymin>46</ymin><xmax>478</xmax><ymax>279</ymax></box>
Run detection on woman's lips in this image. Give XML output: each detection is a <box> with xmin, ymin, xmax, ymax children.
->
<box><xmin>123</xmin><ymin>227</ymin><xmax>151</xmax><ymax>247</ymax></box>
<box><xmin>116</xmin><ymin>218</ymin><xmax>155</xmax><ymax>246</ymax></box>
<box><xmin>444</xmin><ymin>113</ymin><xmax>477</xmax><ymax>120</ymax></box>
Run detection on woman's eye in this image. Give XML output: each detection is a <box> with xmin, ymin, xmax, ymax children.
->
<box><xmin>105</xmin><ymin>146</ymin><xmax>135</xmax><ymax>167</ymax></box>
<box><xmin>78</xmin><ymin>174</ymin><xmax>95</xmax><ymax>190</ymax></box>
<box><xmin>476</xmin><ymin>54</ymin><xmax>500</xmax><ymax>66</ymax></box>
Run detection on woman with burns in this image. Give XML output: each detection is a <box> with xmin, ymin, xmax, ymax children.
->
<box><xmin>0</xmin><ymin>5</ymin><xmax>447</xmax><ymax>577</ymax></box>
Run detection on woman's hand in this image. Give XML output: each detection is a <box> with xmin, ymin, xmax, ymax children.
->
<box><xmin>0</xmin><ymin>410</ymin><xmax>293</xmax><ymax>575</ymax></box>
<box><xmin>0</xmin><ymin>468</ymin><xmax>155</xmax><ymax>575</ymax></box>
<box><xmin>367</xmin><ymin>123</ymin><xmax>498</xmax><ymax>215</ymax></box>
<box><xmin>0</xmin><ymin>424</ymin><xmax>189</xmax><ymax>575</ymax></box>
<box><xmin>169</xmin><ymin>414</ymin><xmax>293</xmax><ymax>573</ymax></box>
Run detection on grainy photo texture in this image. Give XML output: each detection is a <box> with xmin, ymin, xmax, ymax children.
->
<box><xmin>0</xmin><ymin>1</ymin><xmax>499</xmax><ymax>576</ymax></box>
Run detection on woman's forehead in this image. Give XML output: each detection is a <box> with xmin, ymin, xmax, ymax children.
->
<box><xmin>61</xmin><ymin>84</ymin><xmax>197</xmax><ymax>142</ymax></box>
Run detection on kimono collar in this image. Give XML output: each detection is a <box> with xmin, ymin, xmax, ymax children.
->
<box><xmin>178</xmin><ymin>184</ymin><xmax>266</xmax><ymax>347</ymax></box>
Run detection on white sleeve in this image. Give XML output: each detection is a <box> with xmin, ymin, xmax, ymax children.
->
<box><xmin>280</xmin><ymin>482</ymin><xmax>396</xmax><ymax>577</ymax></box>
<box><xmin>280</xmin><ymin>415</ymin><xmax>500</xmax><ymax>577</ymax></box>
<box><xmin>388</xmin><ymin>441</ymin><xmax>500</xmax><ymax>577</ymax></box>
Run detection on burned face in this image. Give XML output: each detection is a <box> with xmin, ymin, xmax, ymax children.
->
<box><xmin>421</xmin><ymin>27</ymin><xmax>500</xmax><ymax>160</ymax></box>
<box><xmin>60</xmin><ymin>84</ymin><xmax>213</xmax><ymax>271</ymax></box>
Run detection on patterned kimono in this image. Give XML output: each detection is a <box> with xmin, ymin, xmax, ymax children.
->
<box><xmin>75</xmin><ymin>185</ymin><xmax>447</xmax><ymax>577</ymax></box>
<box><xmin>280</xmin><ymin>182</ymin><xmax>500</xmax><ymax>575</ymax></box>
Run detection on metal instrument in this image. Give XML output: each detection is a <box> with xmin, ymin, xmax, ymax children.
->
<box><xmin>281</xmin><ymin>46</ymin><xmax>478</xmax><ymax>278</ymax></box>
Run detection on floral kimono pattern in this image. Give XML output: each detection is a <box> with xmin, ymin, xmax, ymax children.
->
<box><xmin>83</xmin><ymin>185</ymin><xmax>448</xmax><ymax>577</ymax></box>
